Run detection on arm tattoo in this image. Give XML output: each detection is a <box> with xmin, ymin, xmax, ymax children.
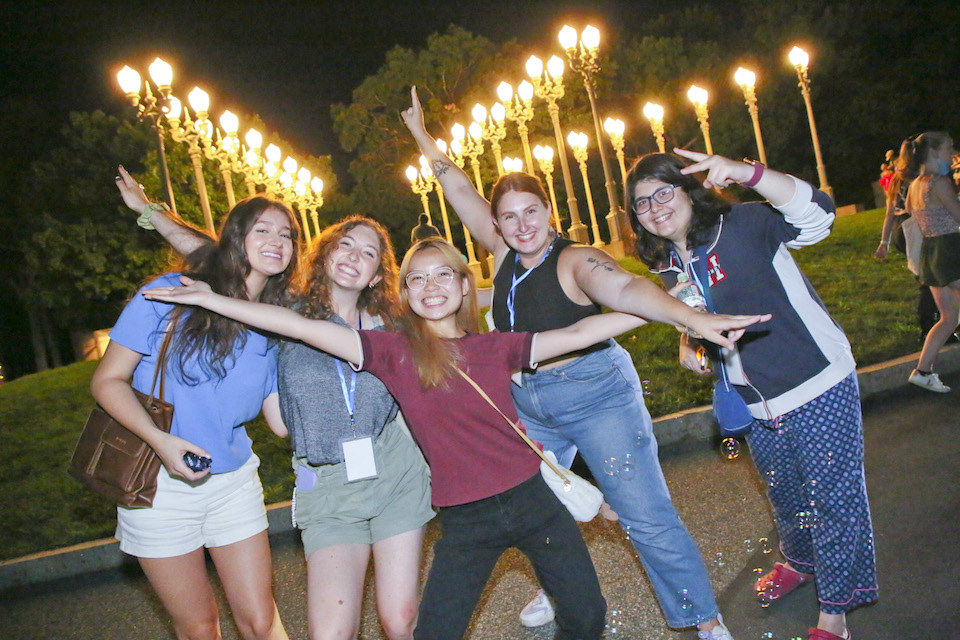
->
<box><xmin>431</xmin><ymin>159</ymin><xmax>451</xmax><ymax>176</ymax></box>
<box><xmin>586</xmin><ymin>257</ymin><xmax>615</xmax><ymax>272</ymax></box>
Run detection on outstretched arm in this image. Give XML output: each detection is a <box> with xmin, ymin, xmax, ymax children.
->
<box><xmin>400</xmin><ymin>86</ymin><xmax>502</xmax><ymax>255</ymax></box>
<box><xmin>142</xmin><ymin>277</ymin><xmax>362</xmax><ymax>365</ymax></box>
<box><xmin>532</xmin><ymin>312</ymin><xmax>648</xmax><ymax>363</ymax></box>
<box><xmin>563</xmin><ymin>246</ymin><xmax>770</xmax><ymax>350</ymax></box>
<box><xmin>116</xmin><ymin>165</ymin><xmax>212</xmax><ymax>255</ymax></box>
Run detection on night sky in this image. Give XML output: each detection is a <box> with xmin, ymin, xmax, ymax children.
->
<box><xmin>1</xmin><ymin>0</ymin><xmax>679</xmax><ymax>161</ymax></box>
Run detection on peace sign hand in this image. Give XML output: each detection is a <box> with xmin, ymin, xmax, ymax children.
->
<box><xmin>675</xmin><ymin>147</ymin><xmax>754</xmax><ymax>190</ymax></box>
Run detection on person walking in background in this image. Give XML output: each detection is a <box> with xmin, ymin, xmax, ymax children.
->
<box><xmin>627</xmin><ymin>148</ymin><xmax>878</xmax><ymax>640</ymax></box>
<box><xmin>904</xmin><ymin>131</ymin><xmax>960</xmax><ymax>392</ymax></box>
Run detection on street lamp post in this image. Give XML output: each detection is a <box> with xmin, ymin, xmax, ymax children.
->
<box><xmin>453</xmin><ymin>122</ymin><xmax>486</xmax><ymax>279</ymax></box>
<box><xmin>405</xmin><ymin>164</ymin><xmax>433</xmax><ymax>222</ymax></box>
<box><xmin>642</xmin><ymin>102</ymin><xmax>666</xmax><ymax>153</ymax></box>
<box><xmin>533</xmin><ymin>144</ymin><xmax>563</xmax><ymax>232</ymax></box>
<box><xmin>241</xmin><ymin>128</ymin><xmax>263</xmax><ymax>197</ymax></box>
<box><xmin>165</xmin><ymin>88</ymin><xmax>216</xmax><ymax>235</ymax></box>
<box><xmin>687</xmin><ymin>85</ymin><xmax>713</xmax><ymax>155</ymax></box>
<box><xmin>282</xmin><ymin>156</ymin><xmax>312</xmax><ymax>242</ymax></box>
<box><xmin>559</xmin><ymin>24</ymin><xmax>624</xmax><ymax>256</ymax></box>
<box><xmin>526</xmin><ymin>54</ymin><xmax>588</xmax><ymax>243</ymax></box>
<box><xmin>567</xmin><ymin>132</ymin><xmax>604</xmax><ymax>247</ymax></box>
<box><xmin>261</xmin><ymin>143</ymin><xmax>283</xmax><ymax>197</ymax></box>
<box><xmin>788</xmin><ymin>46</ymin><xmax>832</xmax><ymax>199</ymax></box>
<box><xmin>116</xmin><ymin>59</ymin><xmax>178</xmax><ymax>213</ymax></box>
<box><xmin>603</xmin><ymin>117</ymin><xmax>628</xmax><ymax>185</ymax></box>
<box><xmin>474</xmin><ymin>103</ymin><xmax>507</xmax><ymax>178</ymax></box>
<box><xmin>496</xmin><ymin>81</ymin><xmax>536</xmax><ymax>173</ymax></box>
<box><xmin>309</xmin><ymin>176</ymin><xmax>324</xmax><ymax>238</ymax></box>
<box><xmin>734</xmin><ymin>67</ymin><xmax>767</xmax><ymax>165</ymax></box>
<box><xmin>201</xmin><ymin>109</ymin><xmax>240</xmax><ymax>210</ymax></box>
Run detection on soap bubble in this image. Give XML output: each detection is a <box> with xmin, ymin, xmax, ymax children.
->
<box><xmin>721</xmin><ymin>438</ymin><xmax>740</xmax><ymax>459</ymax></box>
<box><xmin>602</xmin><ymin>457</ymin><xmax>618</xmax><ymax>476</ymax></box>
<box><xmin>619</xmin><ymin>454</ymin><xmax>636</xmax><ymax>481</ymax></box>
<box><xmin>677</xmin><ymin>588</ymin><xmax>693</xmax><ymax>612</ymax></box>
<box><xmin>641</xmin><ymin>379</ymin><xmax>652</xmax><ymax>396</ymax></box>
<box><xmin>714</xmin><ymin>552</ymin><xmax>725</xmax><ymax>567</ymax></box>
<box><xmin>759</xmin><ymin>537</ymin><xmax>772</xmax><ymax>554</ymax></box>
<box><xmin>744</xmin><ymin>538</ymin><xmax>755</xmax><ymax>553</ymax></box>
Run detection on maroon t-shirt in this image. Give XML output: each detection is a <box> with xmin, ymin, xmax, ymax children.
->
<box><xmin>358</xmin><ymin>330</ymin><xmax>541</xmax><ymax>507</ymax></box>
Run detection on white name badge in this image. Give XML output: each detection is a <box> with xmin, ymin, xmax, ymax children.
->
<box><xmin>341</xmin><ymin>436</ymin><xmax>378</xmax><ymax>483</ymax></box>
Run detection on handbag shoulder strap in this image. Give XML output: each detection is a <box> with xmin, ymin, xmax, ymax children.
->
<box><xmin>454</xmin><ymin>366</ymin><xmax>570</xmax><ymax>484</ymax></box>
<box><xmin>148</xmin><ymin>320</ymin><xmax>175</xmax><ymax>401</ymax></box>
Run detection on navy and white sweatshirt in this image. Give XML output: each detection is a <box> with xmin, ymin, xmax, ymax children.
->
<box><xmin>654</xmin><ymin>176</ymin><xmax>855</xmax><ymax>419</ymax></box>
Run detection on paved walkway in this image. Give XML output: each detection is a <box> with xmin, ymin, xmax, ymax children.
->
<box><xmin>3</xmin><ymin>364</ymin><xmax>958</xmax><ymax>639</ymax></box>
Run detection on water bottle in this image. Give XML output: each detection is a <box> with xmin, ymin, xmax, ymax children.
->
<box><xmin>676</xmin><ymin>273</ymin><xmax>706</xmax><ymax>338</ymax></box>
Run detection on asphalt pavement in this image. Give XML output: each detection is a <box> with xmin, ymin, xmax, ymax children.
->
<box><xmin>3</xmin><ymin>366</ymin><xmax>959</xmax><ymax>639</ymax></box>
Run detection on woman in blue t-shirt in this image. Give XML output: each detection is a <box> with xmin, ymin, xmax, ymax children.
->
<box><xmin>91</xmin><ymin>188</ymin><xmax>299</xmax><ymax>640</ymax></box>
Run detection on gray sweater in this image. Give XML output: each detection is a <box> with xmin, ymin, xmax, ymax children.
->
<box><xmin>277</xmin><ymin>315</ymin><xmax>399</xmax><ymax>465</ymax></box>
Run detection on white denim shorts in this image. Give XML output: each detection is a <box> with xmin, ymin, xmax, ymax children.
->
<box><xmin>115</xmin><ymin>453</ymin><xmax>268</xmax><ymax>558</ymax></box>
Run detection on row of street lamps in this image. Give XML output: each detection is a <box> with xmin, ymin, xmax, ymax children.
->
<box><xmin>116</xmin><ymin>58</ymin><xmax>327</xmax><ymax>241</ymax></box>
<box><xmin>405</xmin><ymin>29</ymin><xmax>834</xmax><ymax>269</ymax></box>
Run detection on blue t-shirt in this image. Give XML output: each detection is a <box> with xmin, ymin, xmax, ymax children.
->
<box><xmin>109</xmin><ymin>273</ymin><xmax>279</xmax><ymax>473</ymax></box>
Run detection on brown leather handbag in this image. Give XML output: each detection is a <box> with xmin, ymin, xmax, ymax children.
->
<box><xmin>69</xmin><ymin>329</ymin><xmax>174</xmax><ymax>507</ymax></box>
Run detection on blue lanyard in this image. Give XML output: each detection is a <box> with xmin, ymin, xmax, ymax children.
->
<box><xmin>334</xmin><ymin>315</ymin><xmax>360</xmax><ymax>426</ymax></box>
<box><xmin>506</xmin><ymin>236</ymin><xmax>557</xmax><ymax>331</ymax></box>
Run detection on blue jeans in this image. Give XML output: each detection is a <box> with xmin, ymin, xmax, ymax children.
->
<box><xmin>513</xmin><ymin>342</ymin><xmax>718</xmax><ymax>628</ymax></box>
<box><xmin>415</xmin><ymin>474</ymin><xmax>606</xmax><ymax>640</ymax></box>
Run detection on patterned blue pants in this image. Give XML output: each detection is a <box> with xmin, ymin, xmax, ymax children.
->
<box><xmin>746</xmin><ymin>373</ymin><xmax>878</xmax><ymax>614</ymax></box>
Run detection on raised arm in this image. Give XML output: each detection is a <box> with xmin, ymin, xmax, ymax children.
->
<box><xmin>400</xmin><ymin>86</ymin><xmax>503</xmax><ymax>255</ymax></box>
<box><xmin>116</xmin><ymin>165</ymin><xmax>212</xmax><ymax>255</ymax></box>
<box><xmin>675</xmin><ymin>147</ymin><xmax>834</xmax><ymax>248</ymax></box>
<box><xmin>532</xmin><ymin>312</ymin><xmax>648</xmax><ymax>363</ymax></box>
<box><xmin>142</xmin><ymin>277</ymin><xmax>362</xmax><ymax>365</ymax></box>
<box><xmin>561</xmin><ymin>245</ymin><xmax>769</xmax><ymax>350</ymax></box>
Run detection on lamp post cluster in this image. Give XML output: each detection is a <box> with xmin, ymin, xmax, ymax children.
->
<box><xmin>117</xmin><ymin>57</ymin><xmax>326</xmax><ymax>241</ymax></box>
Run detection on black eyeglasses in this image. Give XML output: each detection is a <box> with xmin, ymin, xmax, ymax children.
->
<box><xmin>631</xmin><ymin>184</ymin><xmax>677</xmax><ymax>216</ymax></box>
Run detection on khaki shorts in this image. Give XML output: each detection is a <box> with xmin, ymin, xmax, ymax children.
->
<box><xmin>293</xmin><ymin>420</ymin><xmax>434</xmax><ymax>557</ymax></box>
<box><xmin>116</xmin><ymin>453</ymin><xmax>268</xmax><ymax>558</ymax></box>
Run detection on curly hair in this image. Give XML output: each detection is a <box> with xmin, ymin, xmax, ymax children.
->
<box><xmin>398</xmin><ymin>238</ymin><xmax>479</xmax><ymax>388</ymax></box>
<box><xmin>624</xmin><ymin>153</ymin><xmax>731</xmax><ymax>269</ymax></box>
<box><xmin>166</xmin><ymin>196</ymin><xmax>301</xmax><ymax>383</ymax></box>
<box><xmin>295</xmin><ymin>215</ymin><xmax>401</xmax><ymax>328</ymax></box>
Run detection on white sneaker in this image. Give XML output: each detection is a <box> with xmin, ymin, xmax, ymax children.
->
<box><xmin>909</xmin><ymin>369</ymin><xmax>951</xmax><ymax>393</ymax></box>
<box><xmin>697</xmin><ymin>613</ymin><xmax>735</xmax><ymax>640</ymax></box>
<box><xmin>519</xmin><ymin>589</ymin><xmax>555</xmax><ymax>627</ymax></box>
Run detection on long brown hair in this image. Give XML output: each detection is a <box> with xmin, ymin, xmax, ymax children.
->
<box><xmin>397</xmin><ymin>238</ymin><xmax>479</xmax><ymax>388</ymax></box>
<box><xmin>295</xmin><ymin>215</ymin><xmax>401</xmax><ymax>327</ymax></box>
<box><xmin>168</xmin><ymin>196</ymin><xmax>301</xmax><ymax>383</ymax></box>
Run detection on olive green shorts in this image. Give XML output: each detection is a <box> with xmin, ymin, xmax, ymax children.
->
<box><xmin>292</xmin><ymin>419</ymin><xmax>434</xmax><ymax>557</ymax></box>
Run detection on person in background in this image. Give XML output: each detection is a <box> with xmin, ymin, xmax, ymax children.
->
<box><xmin>904</xmin><ymin>131</ymin><xmax>960</xmax><ymax>392</ymax></box>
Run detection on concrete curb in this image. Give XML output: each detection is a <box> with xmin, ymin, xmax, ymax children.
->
<box><xmin>3</xmin><ymin>345</ymin><xmax>958</xmax><ymax>590</ymax></box>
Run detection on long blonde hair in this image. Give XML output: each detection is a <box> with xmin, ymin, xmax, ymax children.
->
<box><xmin>398</xmin><ymin>238</ymin><xmax>479</xmax><ymax>388</ymax></box>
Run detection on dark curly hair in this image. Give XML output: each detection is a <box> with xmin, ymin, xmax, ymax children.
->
<box><xmin>624</xmin><ymin>153</ymin><xmax>731</xmax><ymax>269</ymax></box>
<box><xmin>167</xmin><ymin>196</ymin><xmax>301</xmax><ymax>383</ymax></box>
<box><xmin>294</xmin><ymin>215</ymin><xmax>401</xmax><ymax>328</ymax></box>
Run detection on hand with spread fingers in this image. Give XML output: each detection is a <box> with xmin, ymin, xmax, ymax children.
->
<box><xmin>675</xmin><ymin>147</ymin><xmax>755</xmax><ymax>190</ymax></box>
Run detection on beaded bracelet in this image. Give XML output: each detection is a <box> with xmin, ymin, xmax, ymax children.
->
<box><xmin>137</xmin><ymin>203</ymin><xmax>169</xmax><ymax>230</ymax></box>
